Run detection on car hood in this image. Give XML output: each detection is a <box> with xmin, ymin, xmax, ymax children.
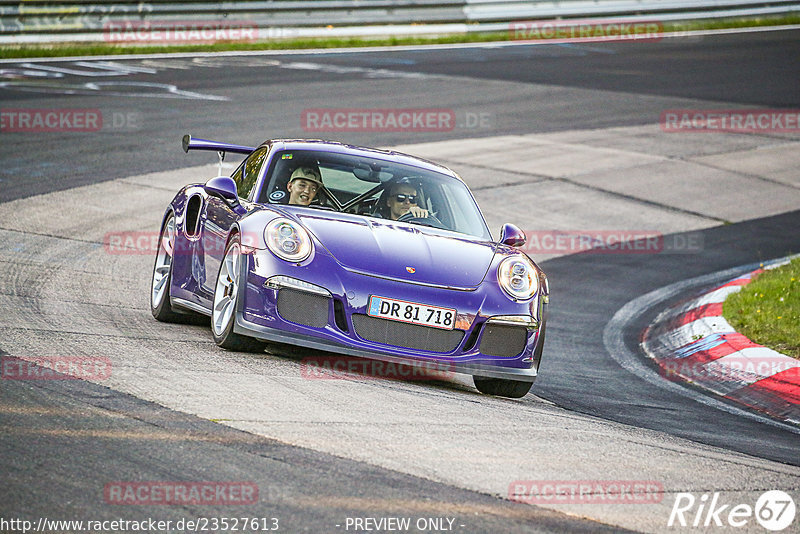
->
<box><xmin>297</xmin><ymin>212</ymin><xmax>497</xmax><ymax>288</ymax></box>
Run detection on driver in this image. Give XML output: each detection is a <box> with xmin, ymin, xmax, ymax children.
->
<box><xmin>287</xmin><ymin>166</ymin><xmax>323</xmax><ymax>206</ymax></box>
<box><xmin>385</xmin><ymin>181</ymin><xmax>428</xmax><ymax>220</ymax></box>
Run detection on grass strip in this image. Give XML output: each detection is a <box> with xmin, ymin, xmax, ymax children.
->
<box><xmin>723</xmin><ymin>258</ymin><xmax>800</xmax><ymax>359</ymax></box>
<box><xmin>2</xmin><ymin>14</ymin><xmax>799</xmax><ymax>59</ymax></box>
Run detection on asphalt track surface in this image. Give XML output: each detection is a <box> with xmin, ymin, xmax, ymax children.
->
<box><xmin>541</xmin><ymin>211</ymin><xmax>800</xmax><ymax>460</ymax></box>
<box><xmin>1</xmin><ymin>29</ymin><xmax>799</xmax><ymax>533</ymax></box>
<box><xmin>1</xmin><ymin>355</ymin><xmax>617</xmax><ymax>534</ymax></box>
<box><xmin>2</xmin><ymin>28</ymin><xmax>798</xmax><ymax>203</ymax></box>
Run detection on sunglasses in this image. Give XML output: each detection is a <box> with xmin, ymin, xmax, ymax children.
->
<box><xmin>393</xmin><ymin>194</ymin><xmax>418</xmax><ymax>204</ymax></box>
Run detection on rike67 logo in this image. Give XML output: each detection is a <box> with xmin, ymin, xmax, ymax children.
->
<box><xmin>668</xmin><ymin>490</ymin><xmax>795</xmax><ymax>531</ymax></box>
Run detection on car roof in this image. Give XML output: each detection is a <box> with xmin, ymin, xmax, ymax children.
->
<box><xmin>259</xmin><ymin>139</ymin><xmax>462</xmax><ymax>182</ymax></box>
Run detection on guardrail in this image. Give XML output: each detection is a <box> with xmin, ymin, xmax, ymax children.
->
<box><xmin>1</xmin><ymin>0</ymin><xmax>799</xmax><ymax>43</ymax></box>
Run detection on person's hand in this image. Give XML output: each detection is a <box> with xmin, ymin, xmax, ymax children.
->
<box><xmin>405</xmin><ymin>206</ymin><xmax>428</xmax><ymax>218</ymax></box>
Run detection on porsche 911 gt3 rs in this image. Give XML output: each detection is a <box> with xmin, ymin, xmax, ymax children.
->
<box><xmin>151</xmin><ymin>135</ymin><xmax>548</xmax><ymax>398</ymax></box>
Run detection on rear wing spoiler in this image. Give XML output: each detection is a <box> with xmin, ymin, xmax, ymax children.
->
<box><xmin>182</xmin><ymin>134</ymin><xmax>255</xmax><ymax>175</ymax></box>
<box><xmin>182</xmin><ymin>134</ymin><xmax>255</xmax><ymax>156</ymax></box>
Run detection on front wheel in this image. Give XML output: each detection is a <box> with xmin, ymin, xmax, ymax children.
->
<box><xmin>211</xmin><ymin>235</ymin><xmax>266</xmax><ymax>352</ymax></box>
<box><xmin>473</xmin><ymin>376</ymin><xmax>533</xmax><ymax>398</ymax></box>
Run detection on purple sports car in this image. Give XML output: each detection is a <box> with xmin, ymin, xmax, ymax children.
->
<box><xmin>150</xmin><ymin>136</ymin><xmax>548</xmax><ymax>398</ymax></box>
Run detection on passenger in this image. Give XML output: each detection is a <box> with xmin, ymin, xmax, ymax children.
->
<box><xmin>287</xmin><ymin>166</ymin><xmax>323</xmax><ymax>206</ymax></box>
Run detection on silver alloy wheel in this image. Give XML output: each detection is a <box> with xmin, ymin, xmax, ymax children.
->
<box><xmin>151</xmin><ymin>217</ymin><xmax>175</xmax><ymax>309</ymax></box>
<box><xmin>212</xmin><ymin>241</ymin><xmax>240</xmax><ymax>336</ymax></box>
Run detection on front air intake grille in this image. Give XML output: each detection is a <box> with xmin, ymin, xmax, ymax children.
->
<box><xmin>479</xmin><ymin>323</ymin><xmax>528</xmax><ymax>358</ymax></box>
<box><xmin>277</xmin><ymin>289</ymin><xmax>330</xmax><ymax>328</ymax></box>
<box><xmin>333</xmin><ymin>298</ymin><xmax>349</xmax><ymax>332</ymax></box>
<box><xmin>352</xmin><ymin>314</ymin><xmax>464</xmax><ymax>353</ymax></box>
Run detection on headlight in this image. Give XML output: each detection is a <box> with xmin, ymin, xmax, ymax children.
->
<box><xmin>265</xmin><ymin>218</ymin><xmax>313</xmax><ymax>262</ymax></box>
<box><xmin>498</xmin><ymin>256</ymin><xmax>539</xmax><ymax>300</ymax></box>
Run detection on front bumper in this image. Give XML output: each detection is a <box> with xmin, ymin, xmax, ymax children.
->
<box><xmin>234</xmin><ymin>249</ymin><xmax>546</xmax><ymax>382</ymax></box>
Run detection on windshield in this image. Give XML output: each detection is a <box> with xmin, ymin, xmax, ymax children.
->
<box><xmin>257</xmin><ymin>149</ymin><xmax>492</xmax><ymax>240</ymax></box>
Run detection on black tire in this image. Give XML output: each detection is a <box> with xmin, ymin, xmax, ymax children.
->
<box><xmin>150</xmin><ymin>215</ymin><xmax>183</xmax><ymax>323</ymax></box>
<box><xmin>473</xmin><ymin>376</ymin><xmax>533</xmax><ymax>398</ymax></box>
<box><xmin>211</xmin><ymin>234</ymin><xmax>267</xmax><ymax>353</ymax></box>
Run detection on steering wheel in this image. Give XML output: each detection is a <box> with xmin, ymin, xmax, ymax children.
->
<box><xmin>397</xmin><ymin>211</ymin><xmax>447</xmax><ymax>230</ymax></box>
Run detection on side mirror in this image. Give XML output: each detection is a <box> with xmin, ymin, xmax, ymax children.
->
<box><xmin>204</xmin><ymin>176</ymin><xmax>246</xmax><ymax>214</ymax></box>
<box><xmin>204</xmin><ymin>176</ymin><xmax>239</xmax><ymax>201</ymax></box>
<box><xmin>499</xmin><ymin>223</ymin><xmax>526</xmax><ymax>247</ymax></box>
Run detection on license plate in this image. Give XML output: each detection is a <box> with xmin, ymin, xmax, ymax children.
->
<box><xmin>367</xmin><ymin>295</ymin><xmax>456</xmax><ymax>330</ymax></box>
